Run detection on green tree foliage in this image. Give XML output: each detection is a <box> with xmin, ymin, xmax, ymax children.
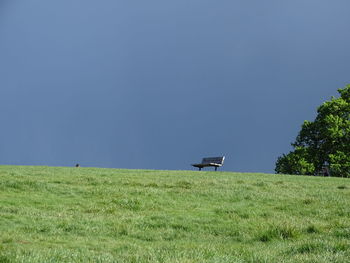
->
<box><xmin>276</xmin><ymin>85</ymin><xmax>350</xmax><ymax>177</ymax></box>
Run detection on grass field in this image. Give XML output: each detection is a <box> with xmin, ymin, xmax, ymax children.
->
<box><xmin>0</xmin><ymin>165</ymin><xmax>349</xmax><ymax>262</ymax></box>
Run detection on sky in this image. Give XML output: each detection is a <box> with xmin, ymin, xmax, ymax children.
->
<box><xmin>0</xmin><ymin>0</ymin><xmax>349</xmax><ymax>173</ymax></box>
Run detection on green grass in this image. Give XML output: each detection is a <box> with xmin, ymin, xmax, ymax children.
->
<box><xmin>0</xmin><ymin>165</ymin><xmax>349</xmax><ymax>262</ymax></box>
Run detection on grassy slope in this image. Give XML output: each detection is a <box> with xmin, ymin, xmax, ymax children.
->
<box><xmin>0</xmin><ymin>165</ymin><xmax>349</xmax><ymax>263</ymax></box>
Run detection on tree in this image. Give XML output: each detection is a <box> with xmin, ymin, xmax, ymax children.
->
<box><xmin>275</xmin><ymin>85</ymin><xmax>350</xmax><ymax>177</ymax></box>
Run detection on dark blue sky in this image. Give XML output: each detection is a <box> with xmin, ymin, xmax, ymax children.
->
<box><xmin>0</xmin><ymin>1</ymin><xmax>349</xmax><ymax>172</ymax></box>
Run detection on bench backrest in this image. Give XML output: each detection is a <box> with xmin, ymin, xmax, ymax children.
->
<box><xmin>202</xmin><ymin>157</ymin><xmax>225</xmax><ymax>165</ymax></box>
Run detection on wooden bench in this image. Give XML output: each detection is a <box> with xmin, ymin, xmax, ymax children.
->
<box><xmin>192</xmin><ymin>156</ymin><xmax>225</xmax><ymax>171</ymax></box>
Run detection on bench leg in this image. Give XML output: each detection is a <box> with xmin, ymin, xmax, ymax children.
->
<box><xmin>215</xmin><ymin>167</ymin><xmax>217</xmax><ymax>171</ymax></box>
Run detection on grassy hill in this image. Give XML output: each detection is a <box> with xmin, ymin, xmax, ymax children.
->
<box><xmin>0</xmin><ymin>165</ymin><xmax>349</xmax><ymax>263</ymax></box>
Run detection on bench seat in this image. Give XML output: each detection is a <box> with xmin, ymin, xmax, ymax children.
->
<box><xmin>192</xmin><ymin>163</ymin><xmax>222</xmax><ymax>168</ymax></box>
<box><xmin>192</xmin><ymin>157</ymin><xmax>225</xmax><ymax>171</ymax></box>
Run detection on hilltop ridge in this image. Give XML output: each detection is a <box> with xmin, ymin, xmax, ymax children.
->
<box><xmin>0</xmin><ymin>165</ymin><xmax>349</xmax><ymax>262</ymax></box>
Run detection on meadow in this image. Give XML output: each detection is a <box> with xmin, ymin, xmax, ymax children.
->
<box><xmin>0</xmin><ymin>165</ymin><xmax>349</xmax><ymax>263</ymax></box>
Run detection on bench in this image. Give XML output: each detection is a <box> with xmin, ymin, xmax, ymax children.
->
<box><xmin>191</xmin><ymin>156</ymin><xmax>225</xmax><ymax>171</ymax></box>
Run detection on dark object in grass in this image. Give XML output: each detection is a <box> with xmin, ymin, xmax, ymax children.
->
<box><xmin>306</xmin><ymin>225</ymin><xmax>319</xmax><ymax>234</ymax></box>
<box><xmin>75</xmin><ymin>164</ymin><xmax>80</xmax><ymax>168</ymax></box>
<box><xmin>337</xmin><ymin>185</ymin><xmax>347</xmax><ymax>189</ymax></box>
